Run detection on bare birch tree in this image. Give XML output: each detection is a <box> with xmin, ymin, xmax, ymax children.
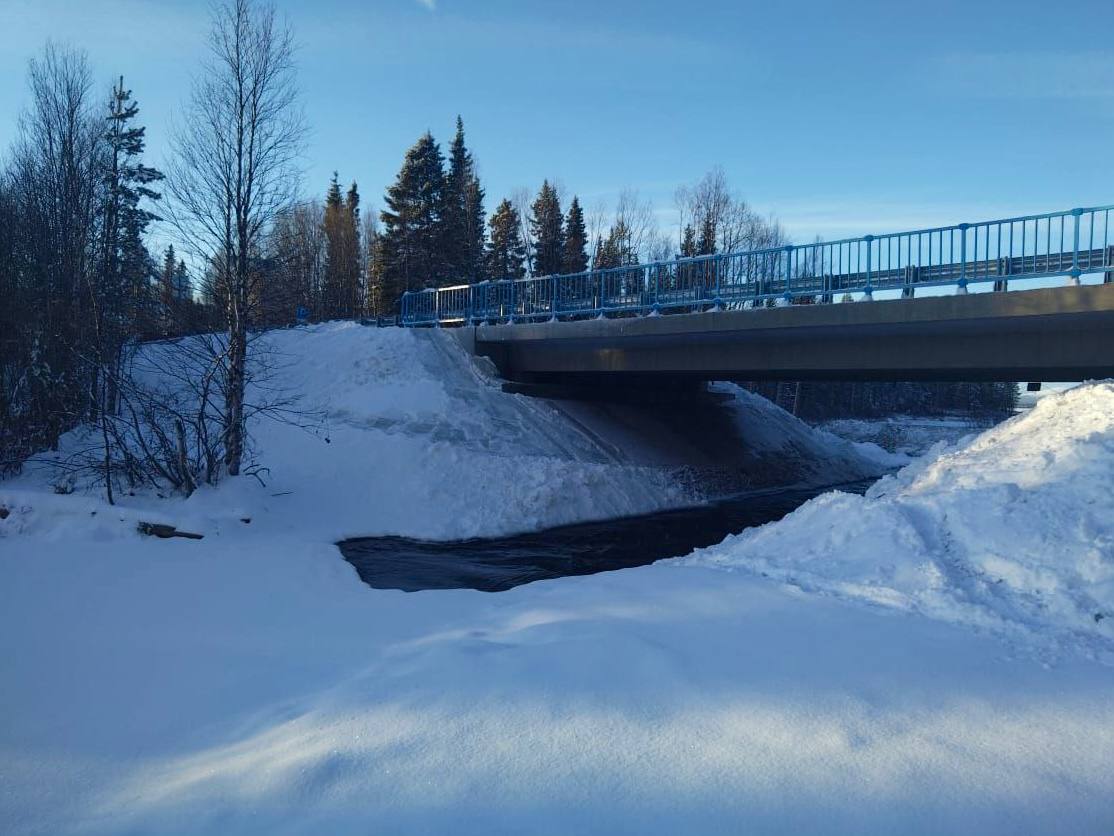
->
<box><xmin>166</xmin><ymin>0</ymin><xmax>305</xmax><ymax>476</ymax></box>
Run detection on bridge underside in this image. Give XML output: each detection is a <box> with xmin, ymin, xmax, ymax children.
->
<box><xmin>471</xmin><ymin>284</ymin><xmax>1114</xmax><ymax>385</ymax></box>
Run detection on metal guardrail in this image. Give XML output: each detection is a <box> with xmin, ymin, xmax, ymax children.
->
<box><xmin>400</xmin><ymin>205</ymin><xmax>1114</xmax><ymax>326</ymax></box>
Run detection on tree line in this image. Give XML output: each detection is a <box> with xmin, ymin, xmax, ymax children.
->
<box><xmin>259</xmin><ymin>128</ymin><xmax>789</xmax><ymax>321</ymax></box>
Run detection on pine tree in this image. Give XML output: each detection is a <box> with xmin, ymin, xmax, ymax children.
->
<box><xmin>529</xmin><ymin>180</ymin><xmax>564</xmax><ymax>277</ymax></box>
<box><xmin>378</xmin><ymin>132</ymin><xmax>447</xmax><ymax>307</ymax></box>
<box><xmin>561</xmin><ymin>196</ymin><xmax>588</xmax><ymax>274</ymax></box>
<box><xmin>486</xmin><ymin>198</ymin><xmax>527</xmax><ymax>280</ymax></box>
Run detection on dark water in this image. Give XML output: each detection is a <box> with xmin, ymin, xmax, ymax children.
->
<box><xmin>338</xmin><ymin>479</ymin><xmax>874</xmax><ymax>593</ymax></box>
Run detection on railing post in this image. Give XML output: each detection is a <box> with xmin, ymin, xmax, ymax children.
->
<box><xmin>596</xmin><ymin>270</ymin><xmax>606</xmax><ymax>319</ymax></box>
<box><xmin>863</xmin><ymin>235</ymin><xmax>874</xmax><ymax>300</ymax></box>
<box><xmin>550</xmin><ymin>274</ymin><xmax>559</xmax><ymax>322</ymax></box>
<box><xmin>509</xmin><ymin>278</ymin><xmax>517</xmax><ymax>323</ymax></box>
<box><xmin>956</xmin><ymin>224</ymin><xmax>969</xmax><ymax>294</ymax></box>
<box><xmin>902</xmin><ymin>265</ymin><xmax>916</xmax><ymax>298</ymax></box>
<box><xmin>1069</xmin><ymin>208</ymin><xmax>1082</xmax><ymax>286</ymax></box>
<box><xmin>651</xmin><ymin>264</ymin><xmax>661</xmax><ymax>315</ymax></box>
<box><xmin>783</xmin><ymin>245</ymin><xmax>794</xmax><ymax>305</ymax></box>
<box><xmin>713</xmin><ymin>259</ymin><xmax>723</xmax><ymax>311</ymax></box>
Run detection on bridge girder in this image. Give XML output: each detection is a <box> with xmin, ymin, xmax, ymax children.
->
<box><xmin>471</xmin><ymin>284</ymin><xmax>1114</xmax><ymax>384</ymax></box>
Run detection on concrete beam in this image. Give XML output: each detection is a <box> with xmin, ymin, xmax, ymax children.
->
<box><xmin>473</xmin><ymin>284</ymin><xmax>1114</xmax><ymax>382</ymax></box>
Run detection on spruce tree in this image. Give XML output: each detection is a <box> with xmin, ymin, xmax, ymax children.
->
<box><xmin>486</xmin><ymin>198</ymin><xmax>527</xmax><ymax>280</ymax></box>
<box><xmin>378</xmin><ymin>132</ymin><xmax>447</xmax><ymax>305</ymax></box>
<box><xmin>322</xmin><ymin>173</ymin><xmax>345</xmax><ymax>317</ymax></box>
<box><xmin>441</xmin><ymin>117</ymin><xmax>486</xmax><ymax>283</ymax></box>
<box><xmin>174</xmin><ymin>259</ymin><xmax>191</xmax><ymax>301</ymax></box>
<box><xmin>463</xmin><ymin>174</ymin><xmax>486</xmax><ymax>282</ymax></box>
<box><xmin>561</xmin><ymin>196</ymin><xmax>588</xmax><ymax>274</ymax></box>
<box><xmin>322</xmin><ymin>176</ymin><xmax>362</xmax><ymax>319</ymax></box>
<box><xmin>343</xmin><ymin>181</ymin><xmax>362</xmax><ymax>315</ymax></box>
<box><xmin>529</xmin><ymin>180</ymin><xmax>564</xmax><ymax>277</ymax></box>
<box><xmin>101</xmin><ymin>75</ymin><xmax>163</xmax><ymax>337</ymax></box>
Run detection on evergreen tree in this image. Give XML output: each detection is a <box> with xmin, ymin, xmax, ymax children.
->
<box><xmin>697</xmin><ymin>213</ymin><xmax>717</xmax><ymax>255</ymax></box>
<box><xmin>598</xmin><ymin>220</ymin><xmax>638</xmax><ymax>268</ymax></box>
<box><xmin>560</xmin><ymin>196</ymin><xmax>588</xmax><ymax>274</ymax></box>
<box><xmin>343</xmin><ymin>181</ymin><xmax>362</xmax><ymax>315</ymax></box>
<box><xmin>463</xmin><ymin>174</ymin><xmax>487</xmax><ymax>282</ymax></box>
<box><xmin>322</xmin><ymin>175</ymin><xmax>362</xmax><ymax>318</ymax></box>
<box><xmin>100</xmin><ymin>75</ymin><xmax>163</xmax><ymax>337</ymax></box>
<box><xmin>159</xmin><ymin>245</ymin><xmax>177</xmax><ymax>332</ymax></box>
<box><xmin>486</xmin><ymin>198</ymin><xmax>527</xmax><ymax>280</ymax></box>
<box><xmin>679</xmin><ymin>224</ymin><xmax>697</xmax><ymax>258</ymax></box>
<box><xmin>529</xmin><ymin>180</ymin><xmax>564</xmax><ymax>277</ymax></box>
<box><xmin>160</xmin><ymin>245</ymin><xmax>177</xmax><ymax>303</ymax></box>
<box><xmin>322</xmin><ymin>174</ymin><xmax>344</xmax><ymax>317</ymax></box>
<box><xmin>442</xmin><ymin>117</ymin><xmax>486</xmax><ymax>283</ymax></box>
<box><xmin>174</xmin><ymin>259</ymin><xmax>191</xmax><ymax>301</ymax></box>
<box><xmin>378</xmin><ymin>132</ymin><xmax>447</xmax><ymax>308</ymax></box>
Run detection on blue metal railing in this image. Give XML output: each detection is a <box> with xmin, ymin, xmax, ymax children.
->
<box><xmin>401</xmin><ymin>205</ymin><xmax>1114</xmax><ymax>326</ymax></box>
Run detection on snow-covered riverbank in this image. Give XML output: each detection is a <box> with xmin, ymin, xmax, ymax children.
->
<box><xmin>1</xmin><ymin>324</ymin><xmax>1112</xmax><ymax>834</ymax></box>
<box><xmin>0</xmin><ymin>323</ymin><xmax>894</xmax><ymax>542</ymax></box>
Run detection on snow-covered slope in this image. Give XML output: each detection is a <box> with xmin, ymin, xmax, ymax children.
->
<box><xmin>683</xmin><ymin>381</ymin><xmax>1114</xmax><ymax>658</ymax></box>
<box><xmin>1</xmin><ymin>322</ymin><xmax>892</xmax><ymax>542</ymax></box>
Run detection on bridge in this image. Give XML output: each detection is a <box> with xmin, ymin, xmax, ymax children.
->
<box><xmin>400</xmin><ymin>205</ymin><xmax>1114</xmax><ymax>385</ymax></box>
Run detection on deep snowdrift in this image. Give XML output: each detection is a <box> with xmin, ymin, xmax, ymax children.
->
<box><xmin>683</xmin><ymin>381</ymin><xmax>1114</xmax><ymax>658</ymax></box>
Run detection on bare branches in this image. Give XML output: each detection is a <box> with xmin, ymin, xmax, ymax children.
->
<box><xmin>165</xmin><ymin>0</ymin><xmax>306</xmax><ymax>477</ymax></box>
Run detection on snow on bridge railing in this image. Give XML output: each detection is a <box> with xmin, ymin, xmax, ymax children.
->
<box><xmin>400</xmin><ymin>205</ymin><xmax>1114</xmax><ymax>326</ymax></box>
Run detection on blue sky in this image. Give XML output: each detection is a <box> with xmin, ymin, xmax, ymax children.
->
<box><xmin>1</xmin><ymin>0</ymin><xmax>1112</xmax><ymax>244</ymax></box>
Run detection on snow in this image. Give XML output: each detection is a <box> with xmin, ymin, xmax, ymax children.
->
<box><xmin>819</xmin><ymin>414</ymin><xmax>987</xmax><ymax>456</ymax></box>
<box><xmin>683</xmin><ymin>381</ymin><xmax>1114</xmax><ymax>660</ymax></box>
<box><xmin>2</xmin><ymin>324</ymin><xmax>1113</xmax><ymax>834</ymax></box>
<box><xmin>3</xmin><ymin>323</ymin><xmax>702</xmax><ymax>542</ymax></box>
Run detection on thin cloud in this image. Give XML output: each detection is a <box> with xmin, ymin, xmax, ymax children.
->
<box><xmin>930</xmin><ymin>51</ymin><xmax>1114</xmax><ymax>100</ymax></box>
<box><xmin>415</xmin><ymin>0</ymin><xmax>436</xmax><ymax>10</ymax></box>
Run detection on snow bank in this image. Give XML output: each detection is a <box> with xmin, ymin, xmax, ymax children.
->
<box><xmin>2</xmin><ymin>322</ymin><xmax>892</xmax><ymax>542</ymax></box>
<box><xmin>2</xmin><ymin>330</ymin><xmax>1113</xmax><ymax>834</ymax></box>
<box><xmin>2</xmin><ymin>323</ymin><xmax>698</xmax><ymax>541</ymax></box>
<box><xmin>683</xmin><ymin>381</ymin><xmax>1114</xmax><ymax>658</ymax></box>
<box><xmin>713</xmin><ymin>382</ymin><xmax>908</xmax><ymax>473</ymax></box>
<box><xmin>819</xmin><ymin>414</ymin><xmax>986</xmax><ymax>456</ymax></box>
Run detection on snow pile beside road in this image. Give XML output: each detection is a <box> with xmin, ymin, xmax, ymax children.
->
<box><xmin>683</xmin><ymin>381</ymin><xmax>1114</xmax><ymax>658</ymax></box>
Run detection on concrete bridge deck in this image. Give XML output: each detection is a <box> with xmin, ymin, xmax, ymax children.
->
<box><xmin>469</xmin><ymin>284</ymin><xmax>1114</xmax><ymax>384</ymax></box>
